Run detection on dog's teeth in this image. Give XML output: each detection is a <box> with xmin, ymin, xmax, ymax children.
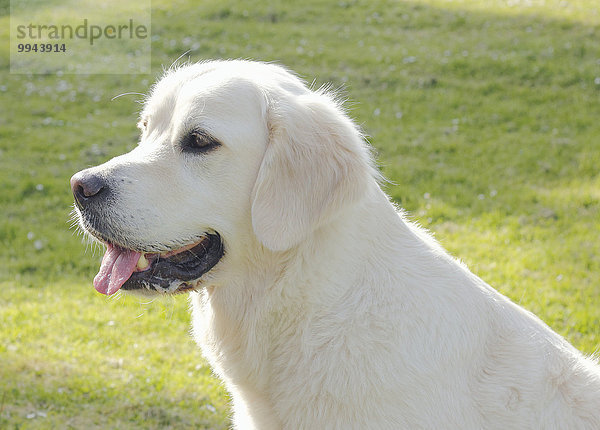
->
<box><xmin>137</xmin><ymin>253</ymin><xmax>149</xmax><ymax>270</ymax></box>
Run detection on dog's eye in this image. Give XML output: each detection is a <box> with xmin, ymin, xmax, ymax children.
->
<box><xmin>182</xmin><ymin>130</ymin><xmax>220</xmax><ymax>154</ymax></box>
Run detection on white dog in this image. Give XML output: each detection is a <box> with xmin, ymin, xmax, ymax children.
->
<box><xmin>71</xmin><ymin>60</ymin><xmax>600</xmax><ymax>429</ymax></box>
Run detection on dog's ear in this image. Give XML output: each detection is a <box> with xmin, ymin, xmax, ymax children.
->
<box><xmin>251</xmin><ymin>91</ymin><xmax>373</xmax><ymax>251</ymax></box>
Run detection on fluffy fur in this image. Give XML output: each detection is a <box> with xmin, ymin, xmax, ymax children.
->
<box><xmin>81</xmin><ymin>60</ymin><xmax>600</xmax><ymax>429</ymax></box>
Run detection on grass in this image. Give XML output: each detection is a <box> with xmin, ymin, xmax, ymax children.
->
<box><xmin>1</xmin><ymin>283</ymin><xmax>229</xmax><ymax>429</ymax></box>
<box><xmin>1</xmin><ymin>0</ymin><xmax>599</xmax><ymax>427</ymax></box>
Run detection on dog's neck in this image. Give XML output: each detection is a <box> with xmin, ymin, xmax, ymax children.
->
<box><xmin>192</xmin><ymin>180</ymin><xmax>426</xmax><ymax>342</ymax></box>
<box><xmin>189</xmin><ymin>179</ymin><xmax>471</xmax><ymax>427</ymax></box>
<box><xmin>200</xmin><ymin>179</ymin><xmax>444</xmax><ymax>320</ymax></box>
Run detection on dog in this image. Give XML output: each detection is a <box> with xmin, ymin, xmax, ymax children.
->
<box><xmin>71</xmin><ymin>60</ymin><xmax>600</xmax><ymax>429</ymax></box>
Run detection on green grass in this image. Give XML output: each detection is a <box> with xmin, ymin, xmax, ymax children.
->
<box><xmin>1</xmin><ymin>283</ymin><xmax>229</xmax><ymax>429</ymax></box>
<box><xmin>1</xmin><ymin>0</ymin><xmax>599</xmax><ymax>427</ymax></box>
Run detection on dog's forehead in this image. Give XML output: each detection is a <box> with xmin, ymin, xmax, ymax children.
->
<box><xmin>141</xmin><ymin>66</ymin><xmax>210</xmax><ymax>120</ymax></box>
<box><xmin>142</xmin><ymin>61</ymin><xmax>309</xmax><ymax>118</ymax></box>
<box><xmin>142</xmin><ymin>63</ymin><xmax>273</xmax><ymax>125</ymax></box>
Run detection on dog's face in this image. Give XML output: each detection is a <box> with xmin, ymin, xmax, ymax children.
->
<box><xmin>71</xmin><ymin>60</ymin><xmax>372</xmax><ymax>296</ymax></box>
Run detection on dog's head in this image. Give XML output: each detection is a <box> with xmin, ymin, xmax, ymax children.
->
<box><xmin>71</xmin><ymin>60</ymin><xmax>374</xmax><ymax>296</ymax></box>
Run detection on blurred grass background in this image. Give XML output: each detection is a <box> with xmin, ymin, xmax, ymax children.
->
<box><xmin>0</xmin><ymin>0</ymin><xmax>599</xmax><ymax>428</ymax></box>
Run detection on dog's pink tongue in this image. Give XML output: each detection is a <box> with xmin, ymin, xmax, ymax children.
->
<box><xmin>93</xmin><ymin>244</ymin><xmax>141</xmax><ymax>296</ymax></box>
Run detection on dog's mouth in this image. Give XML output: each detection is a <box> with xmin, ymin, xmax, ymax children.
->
<box><xmin>93</xmin><ymin>233</ymin><xmax>224</xmax><ymax>296</ymax></box>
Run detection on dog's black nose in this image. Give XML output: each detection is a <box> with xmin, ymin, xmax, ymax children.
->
<box><xmin>70</xmin><ymin>170</ymin><xmax>107</xmax><ymax>207</ymax></box>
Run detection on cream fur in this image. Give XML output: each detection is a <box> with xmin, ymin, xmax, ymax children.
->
<box><xmin>85</xmin><ymin>60</ymin><xmax>600</xmax><ymax>429</ymax></box>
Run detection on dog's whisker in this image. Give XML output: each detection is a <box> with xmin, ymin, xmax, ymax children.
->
<box><xmin>111</xmin><ymin>92</ymin><xmax>146</xmax><ymax>101</ymax></box>
<box><xmin>108</xmin><ymin>290</ymin><xmax>122</xmax><ymax>301</ymax></box>
<box><xmin>168</xmin><ymin>50</ymin><xmax>192</xmax><ymax>71</ymax></box>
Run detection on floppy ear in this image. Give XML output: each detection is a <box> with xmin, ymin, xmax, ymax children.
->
<box><xmin>251</xmin><ymin>91</ymin><xmax>374</xmax><ymax>251</ymax></box>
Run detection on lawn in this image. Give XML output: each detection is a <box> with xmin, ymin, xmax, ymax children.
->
<box><xmin>1</xmin><ymin>0</ymin><xmax>599</xmax><ymax>428</ymax></box>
